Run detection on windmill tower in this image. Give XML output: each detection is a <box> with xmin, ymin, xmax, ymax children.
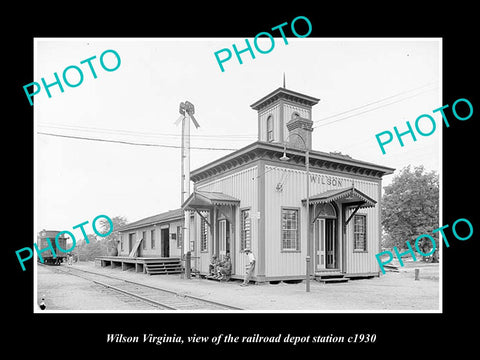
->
<box><xmin>175</xmin><ymin>101</ymin><xmax>199</xmax><ymax>261</ymax></box>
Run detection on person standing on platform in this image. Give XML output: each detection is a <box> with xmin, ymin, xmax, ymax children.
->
<box><xmin>241</xmin><ymin>249</ymin><xmax>256</xmax><ymax>286</ymax></box>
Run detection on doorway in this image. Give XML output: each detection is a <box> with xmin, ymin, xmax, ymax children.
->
<box><xmin>218</xmin><ymin>219</ymin><xmax>230</xmax><ymax>259</ymax></box>
<box><xmin>129</xmin><ymin>233</ymin><xmax>135</xmax><ymax>254</ymax></box>
<box><xmin>325</xmin><ymin>219</ymin><xmax>336</xmax><ymax>269</ymax></box>
<box><xmin>314</xmin><ymin>218</ymin><xmax>337</xmax><ymax>271</ymax></box>
<box><xmin>161</xmin><ymin>228</ymin><xmax>170</xmax><ymax>257</ymax></box>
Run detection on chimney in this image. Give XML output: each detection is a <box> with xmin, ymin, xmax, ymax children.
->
<box><xmin>286</xmin><ymin>114</ymin><xmax>313</xmax><ymax>151</ymax></box>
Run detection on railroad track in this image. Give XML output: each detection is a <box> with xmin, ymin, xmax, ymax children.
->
<box><xmin>41</xmin><ymin>264</ymin><xmax>242</xmax><ymax>311</ymax></box>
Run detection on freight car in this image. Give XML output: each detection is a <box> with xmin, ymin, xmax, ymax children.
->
<box><xmin>37</xmin><ymin>230</ymin><xmax>68</xmax><ymax>265</ymax></box>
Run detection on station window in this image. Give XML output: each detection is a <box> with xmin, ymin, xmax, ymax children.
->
<box><xmin>281</xmin><ymin>208</ymin><xmax>299</xmax><ymax>251</ymax></box>
<box><xmin>142</xmin><ymin>231</ymin><xmax>147</xmax><ymax>249</ymax></box>
<box><xmin>200</xmin><ymin>217</ymin><xmax>208</xmax><ymax>252</ymax></box>
<box><xmin>176</xmin><ymin>225</ymin><xmax>183</xmax><ymax>248</ymax></box>
<box><xmin>266</xmin><ymin>115</ymin><xmax>274</xmax><ymax>142</ymax></box>
<box><xmin>151</xmin><ymin>229</ymin><xmax>155</xmax><ymax>249</ymax></box>
<box><xmin>240</xmin><ymin>209</ymin><xmax>251</xmax><ymax>251</ymax></box>
<box><xmin>353</xmin><ymin>214</ymin><xmax>367</xmax><ymax>251</ymax></box>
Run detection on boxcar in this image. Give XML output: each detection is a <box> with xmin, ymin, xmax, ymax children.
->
<box><xmin>37</xmin><ymin>230</ymin><xmax>68</xmax><ymax>265</ymax></box>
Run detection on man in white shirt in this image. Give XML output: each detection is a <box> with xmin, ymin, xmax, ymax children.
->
<box><xmin>241</xmin><ymin>249</ymin><xmax>256</xmax><ymax>286</ymax></box>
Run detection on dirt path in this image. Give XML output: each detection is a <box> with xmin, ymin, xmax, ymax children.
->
<box><xmin>36</xmin><ymin>265</ymin><xmax>160</xmax><ymax>311</ymax></box>
<box><xmin>36</xmin><ymin>261</ymin><xmax>439</xmax><ymax>312</ymax></box>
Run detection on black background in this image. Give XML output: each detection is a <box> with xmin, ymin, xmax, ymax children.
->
<box><xmin>7</xmin><ymin>4</ymin><xmax>478</xmax><ymax>354</ymax></box>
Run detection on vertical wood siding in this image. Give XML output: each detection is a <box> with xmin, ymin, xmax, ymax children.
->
<box><xmin>264</xmin><ymin>165</ymin><xmax>380</xmax><ymax>277</ymax></box>
<box><xmin>118</xmin><ymin>219</ymin><xmax>183</xmax><ymax>258</ymax></box>
<box><xmin>197</xmin><ymin>166</ymin><xmax>258</xmax><ymax>276</ymax></box>
<box><xmin>264</xmin><ymin>166</ymin><xmax>306</xmax><ymax>277</ymax></box>
<box><xmin>195</xmin><ymin>210</ymin><xmax>212</xmax><ymax>274</ymax></box>
<box><xmin>259</xmin><ymin>102</ymin><xmax>311</xmax><ymax>143</ymax></box>
<box><xmin>344</xmin><ymin>206</ymin><xmax>379</xmax><ymax>274</ymax></box>
<box><xmin>259</xmin><ymin>105</ymin><xmax>281</xmax><ymax>142</ymax></box>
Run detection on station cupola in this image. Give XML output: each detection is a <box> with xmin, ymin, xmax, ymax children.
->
<box><xmin>250</xmin><ymin>85</ymin><xmax>320</xmax><ymax>150</ymax></box>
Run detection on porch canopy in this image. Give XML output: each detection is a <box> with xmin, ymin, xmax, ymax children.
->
<box><xmin>182</xmin><ymin>190</ymin><xmax>240</xmax><ymax>210</ymax></box>
<box><xmin>302</xmin><ymin>186</ymin><xmax>377</xmax><ymax>225</ymax></box>
<box><xmin>182</xmin><ymin>190</ymin><xmax>240</xmax><ymax>225</ymax></box>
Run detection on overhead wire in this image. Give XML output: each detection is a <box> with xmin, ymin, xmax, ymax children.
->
<box><xmin>313</xmin><ymin>83</ymin><xmax>438</xmax><ymax>129</ymax></box>
<box><xmin>309</xmin><ymin>83</ymin><xmax>440</xmax><ymax>163</ymax></box>
<box><xmin>36</xmin><ymin>83</ymin><xmax>439</xmax><ymax>156</ymax></box>
<box><xmin>313</xmin><ymin>82</ymin><xmax>435</xmax><ymax>124</ymax></box>
<box><xmin>37</xmin><ymin>132</ymin><xmax>239</xmax><ymax>151</ymax></box>
<box><xmin>37</xmin><ymin>122</ymin><xmax>256</xmax><ymax>141</ymax></box>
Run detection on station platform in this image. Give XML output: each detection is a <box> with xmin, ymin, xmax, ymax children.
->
<box><xmin>95</xmin><ymin>256</ymin><xmax>182</xmax><ymax>275</ymax></box>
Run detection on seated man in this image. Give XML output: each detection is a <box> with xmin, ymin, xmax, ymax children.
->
<box><xmin>217</xmin><ymin>255</ymin><xmax>232</xmax><ymax>281</ymax></box>
<box><xmin>209</xmin><ymin>255</ymin><xmax>219</xmax><ymax>276</ymax></box>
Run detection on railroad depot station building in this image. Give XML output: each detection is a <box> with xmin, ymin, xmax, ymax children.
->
<box><xmin>105</xmin><ymin>86</ymin><xmax>394</xmax><ymax>283</ymax></box>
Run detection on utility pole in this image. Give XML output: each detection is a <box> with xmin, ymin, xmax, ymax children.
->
<box><xmin>176</xmin><ymin>101</ymin><xmax>199</xmax><ymax>279</ymax></box>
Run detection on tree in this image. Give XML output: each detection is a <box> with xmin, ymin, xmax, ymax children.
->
<box><xmin>73</xmin><ymin>216</ymin><xmax>128</xmax><ymax>260</ymax></box>
<box><xmin>381</xmin><ymin>165</ymin><xmax>439</xmax><ymax>262</ymax></box>
<box><xmin>96</xmin><ymin>215</ymin><xmax>128</xmax><ymax>254</ymax></box>
<box><xmin>74</xmin><ymin>234</ymin><xmax>99</xmax><ymax>261</ymax></box>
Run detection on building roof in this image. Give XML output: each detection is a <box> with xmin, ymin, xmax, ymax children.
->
<box><xmin>190</xmin><ymin>141</ymin><xmax>395</xmax><ymax>183</ymax></box>
<box><xmin>194</xmin><ymin>191</ymin><xmax>240</xmax><ymax>205</ymax></box>
<box><xmin>183</xmin><ymin>190</ymin><xmax>240</xmax><ymax>210</ymax></box>
<box><xmin>250</xmin><ymin>87</ymin><xmax>320</xmax><ymax>110</ymax></box>
<box><xmin>303</xmin><ymin>186</ymin><xmax>377</xmax><ymax>208</ymax></box>
<box><xmin>117</xmin><ymin>208</ymin><xmax>184</xmax><ymax>232</ymax></box>
<box><xmin>38</xmin><ymin>230</ymin><xmax>67</xmax><ymax>238</ymax></box>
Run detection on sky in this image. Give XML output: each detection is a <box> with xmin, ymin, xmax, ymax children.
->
<box><xmin>34</xmin><ymin>37</ymin><xmax>441</xmax><ymax>238</ymax></box>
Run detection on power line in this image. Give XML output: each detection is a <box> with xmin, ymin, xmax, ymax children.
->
<box><xmin>37</xmin><ymin>123</ymin><xmax>256</xmax><ymax>140</ymax></box>
<box><xmin>313</xmin><ymin>82</ymin><xmax>436</xmax><ymax>124</ymax></box>
<box><xmin>313</xmin><ymin>83</ymin><xmax>437</xmax><ymax>126</ymax></box>
<box><xmin>37</xmin><ymin>132</ymin><xmax>239</xmax><ymax>151</ymax></box>
<box><xmin>313</xmin><ymin>86</ymin><xmax>438</xmax><ymax>129</ymax></box>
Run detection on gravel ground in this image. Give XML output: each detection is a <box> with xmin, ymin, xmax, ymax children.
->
<box><xmin>36</xmin><ymin>265</ymin><xmax>157</xmax><ymax>311</ymax></box>
<box><xmin>36</xmin><ymin>260</ymin><xmax>439</xmax><ymax>312</ymax></box>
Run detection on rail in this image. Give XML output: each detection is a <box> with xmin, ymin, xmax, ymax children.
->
<box><xmin>40</xmin><ymin>264</ymin><xmax>242</xmax><ymax>311</ymax></box>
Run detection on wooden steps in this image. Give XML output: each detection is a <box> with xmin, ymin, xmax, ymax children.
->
<box><xmin>143</xmin><ymin>258</ymin><xmax>182</xmax><ymax>275</ymax></box>
<box><xmin>315</xmin><ymin>273</ymin><xmax>349</xmax><ymax>284</ymax></box>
